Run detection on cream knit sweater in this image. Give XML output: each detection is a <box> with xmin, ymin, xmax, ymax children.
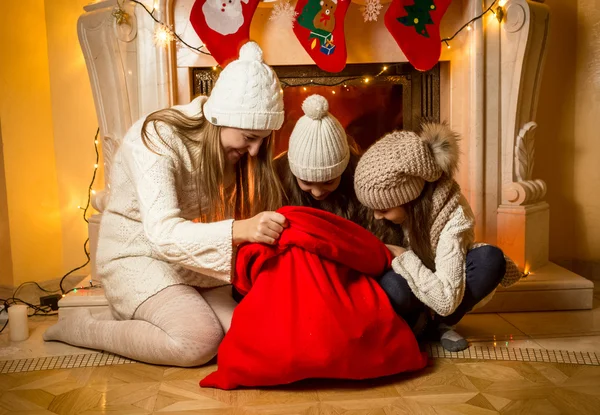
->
<box><xmin>391</xmin><ymin>197</ymin><xmax>475</xmax><ymax>317</ymax></box>
<box><xmin>96</xmin><ymin>96</ymin><xmax>233</xmax><ymax>320</ymax></box>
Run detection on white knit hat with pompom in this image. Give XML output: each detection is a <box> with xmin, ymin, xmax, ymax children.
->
<box><xmin>203</xmin><ymin>41</ymin><xmax>284</xmax><ymax>130</ymax></box>
<box><xmin>287</xmin><ymin>94</ymin><xmax>349</xmax><ymax>182</ymax></box>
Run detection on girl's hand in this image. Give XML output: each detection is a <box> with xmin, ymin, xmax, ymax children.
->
<box><xmin>386</xmin><ymin>244</ymin><xmax>406</xmax><ymax>258</ymax></box>
<box><xmin>233</xmin><ymin>212</ymin><xmax>288</xmax><ymax>245</ymax></box>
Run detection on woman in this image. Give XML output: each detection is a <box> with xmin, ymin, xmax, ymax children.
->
<box><xmin>44</xmin><ymin>42</ymin><xmax>288</xmax><ymax>366</ymax></box>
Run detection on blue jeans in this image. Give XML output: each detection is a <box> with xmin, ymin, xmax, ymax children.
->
<box><xmin>378</xmin><ymin>245</ymin><xmax>506</xmax><ymax>326</ymax></box>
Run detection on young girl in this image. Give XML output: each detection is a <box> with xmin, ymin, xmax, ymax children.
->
<box><xmin>44</xmin><ymin>42</ymin><xmax>288</xmax><ymax>366</ymax></box>
<box><xmin>274</xmin><ymin>94</ymin><xmax>402</xmax><ymax>245</ymax></box>
<box><xmin>354</xmin><ymin>124</ymin><xmax>522</xmax><ymax>351</ymax></box>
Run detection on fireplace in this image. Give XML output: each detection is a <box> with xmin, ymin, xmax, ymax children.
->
<box><xmin>192</xmin><ymin>62</ymin><xmax>440</xmax><ymax>154</ymax></box>
<box><xmin>61</xmin><ymin>0</ymin><xmax>593</xmax><ymax>316</ymax></box>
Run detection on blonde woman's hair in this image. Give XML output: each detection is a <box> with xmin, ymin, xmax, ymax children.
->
<box><xmin>140</xmin><ymin>105</ymin><xmax>282</xmax><ymax>223</ymax></box>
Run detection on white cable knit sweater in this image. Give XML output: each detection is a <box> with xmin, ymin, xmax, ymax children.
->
<box><xmin>96</xmin><ymin>96</ymin><xmax>234</xmax><ymax>320</ymax></box>
<box><xmin>391</xmin><ymin>198</ymin><xmax>475</xmax><ymax>317</ymax></box>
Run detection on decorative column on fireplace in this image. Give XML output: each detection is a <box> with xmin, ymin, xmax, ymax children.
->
<box><xmin>62</xmin><ymin>0</ymin><xmax>593</xmax><ymax>316</ymax></box>
<box><xmin>496</xmin><ymin>1</ymin><xmax>551</xmax><ymax>275</ymax></box>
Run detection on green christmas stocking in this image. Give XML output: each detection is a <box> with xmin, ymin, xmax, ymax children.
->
<box><xmin>385</xmin><ymin>0</ymin><xmax>452</xmax><ymax>71</ymax></box>
<box><xmin>294</xmin><ymin>0</ymin><xmax>350</xmax><ymax>73</ymax></box>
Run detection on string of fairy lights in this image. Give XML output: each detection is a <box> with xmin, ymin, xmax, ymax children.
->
<box><xmin>60</xmin><ymin>128</ymin><xmax>102</xmax><ymax>295</ymax></box>
<box><xmin>1</xmin><ymin>130</ymin><xmax>100</xmax><ymax>330</ymax></box>
<box><xmin>111</xmin><ymin>0</ymin><xmax>504</xmax><ymax>63</ymax></box>
<box><xmin>58</xmin><ymin>128</ymin><xmax>102</xmax><ymax>296</ymax></box>
<box><xmin>274</xmin><ymin>0</ymin><xmax>502</xmax><ymax>89</ymax></box>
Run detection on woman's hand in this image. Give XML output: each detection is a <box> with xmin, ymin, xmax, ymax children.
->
<box><xmin>232</xmin><ymin>212</ymin><xmax>288</xmax><ymax>245</ymax></box>
<box><xmin>386</xmin><ymin>244</ymin><xmax>406</xmax><ymax>258</ymax></box>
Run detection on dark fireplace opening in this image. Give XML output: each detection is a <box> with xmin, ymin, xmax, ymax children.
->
<box><xmin>192</xmin><ymin>62</ymin><xmax>440</xmax><ymax>155</ymax></box>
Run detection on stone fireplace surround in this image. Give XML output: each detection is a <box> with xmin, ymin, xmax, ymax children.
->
<box><xmin>59</xmin><ymin>0</ymin><xmax>593</xmax><ymax>315</ymax></box>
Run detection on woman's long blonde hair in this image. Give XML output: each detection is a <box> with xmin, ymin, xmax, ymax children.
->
<box><xmin>141</xmin><ymin>106</ymin><xmax>282</xmax><ymax>222</ymax></box>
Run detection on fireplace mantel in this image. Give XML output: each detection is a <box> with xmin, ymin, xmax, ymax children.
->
<box><xmin>62</xmin><ymin>0</ymin><xmax>593</xmax><ymax>315</ymax></box>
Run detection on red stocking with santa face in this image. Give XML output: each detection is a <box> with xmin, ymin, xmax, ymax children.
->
<box><xmin>190</xmin><ymin>0</ymin><xmax>260</xmax><ymax>67</ymax></box>
<box><xmin>294</xmin><ymin>0</ymin><xmax>350</xmax><ymax>73</ymax></box>
<box><xmin>384</xmin><ymin>0</ymin><xmax>452</xmax><ymax>71</ymax></box>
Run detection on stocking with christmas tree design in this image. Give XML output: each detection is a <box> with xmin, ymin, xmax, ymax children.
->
<box><xmin>190</xmin><ymin>0</ymin><xmax>261</xmax><ymax>67</ymax></box>
<box><xmin>294</xmin><ymin>0</ymin><xmax>350</xmax><ymax>73</ymax></box>
<box><xmin>385</xmin><ymin>0</ymin><xmax>452</xmax><ymax>71</ymax></box>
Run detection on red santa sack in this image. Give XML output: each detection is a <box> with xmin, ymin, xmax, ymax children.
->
<box><xmin>200</xmin><ymin>206</ymin><xmax>428</xmax><ymax>389</ymax></box>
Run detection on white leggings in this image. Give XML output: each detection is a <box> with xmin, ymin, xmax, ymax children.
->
<box><xmin>43</xmin><ymin>285</ymin><xmax>237</xmax><ymax>367</ymax></box>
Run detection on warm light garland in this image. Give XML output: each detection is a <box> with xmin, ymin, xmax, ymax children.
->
<box><xmin>111</xmin><ymin>0</ymin><xmax>505</xmax><ymax>65</ymax></box>
<box><xmin>441</xmin><ymin>0</ymin><xmax>501</xmax><ymax>46</ymax></box>
<box><xmin>61</xmin><ymin>128</ymin><xmax>101</xmax><ymax>294</ymax></box>
<box><xmin>0</xmin><ymin>130</ymin><xmax>102</xmax><ymax>328</ymax></box>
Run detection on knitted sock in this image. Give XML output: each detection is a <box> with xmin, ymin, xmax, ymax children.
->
<box><xmin>43</xmin><ymin>285</ymin><xmax>225</xmax><ymax>367</ymax></box>
<box><xmin>190</xmin><ymin>0</ymin><xmax>261</xmax><ymax>66</ymax></box>
<box><xmin>384</xmin><ymin>0</ymin><xmax>452</xmax><ymax>71</ymax></box>
<box><xmin>294</xmin><ymin>0</ymin><xmax>350</xmax><ymax>72</ymax></box>
<box><xmin>438</xmin><ymin>323</ymin><xmax>468</xmax><ymax>352</ymax></box>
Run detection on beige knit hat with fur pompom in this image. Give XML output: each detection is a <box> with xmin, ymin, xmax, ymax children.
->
<box><xmin>354</xmin><ymin>123</ymin><xmax>460</xmax><ymax>210</ymax></box>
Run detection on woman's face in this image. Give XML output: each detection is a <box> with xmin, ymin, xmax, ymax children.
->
<box><xmin>220</xmin><ymin>127</ymin><xmax>272</xmax><ymax>165</ymax></box>
<box><xmin>373</xmin><ymin>206</ymin><xmax>408</xmax><ymax>225</ymax></box>
<box><xmin>296</xmin><ymin>177</ymin><xmax>342</xmax><ymax>201</ymax></box>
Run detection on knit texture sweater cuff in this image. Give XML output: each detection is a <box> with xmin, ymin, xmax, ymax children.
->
<box><xmin>391</xmin><ymin>250</ymin><xmax>463</xmax><ymax>317</ymax></box>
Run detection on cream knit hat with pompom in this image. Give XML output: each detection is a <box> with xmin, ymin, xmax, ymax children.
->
<box><xmin>288</xmin><ymin>94</ymin><xmax>349</xmax><ymax>182</ymax></box>
<box><xmin>203</xmin><ymin>41</ymin><xmax>284</xmax><ymax>131</ymax></box>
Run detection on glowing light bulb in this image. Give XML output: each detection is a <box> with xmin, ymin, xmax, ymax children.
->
<box><xmin>94</xmin><ymin>164</ymin><xmax>98</xmax><ymax>168</ymax></box>
<box><xmin>212</xmin><ymin>66</ymin><xmax>217</xmax><ymax>71</ymax></box>
<box><xmin>364</xmin><ymin>78</ymin><xmax>370</xmax><ymax>83</ymax></box>
<box><xmin>383</xmin><ymin>66</ymin><xmax>388</xmax><ymax>71</ymax></box>
<box><xmin>332</xmin><ymin>90</ymin><xmax>336</xmax><ymax>94</ymax></box>
<box><xmin>280</xmin><ymin>89</ymin><xmax>283</xmax><ymax>94</ymax></box>
<box><xmin>303</xmin><ymin>87</ymin><xmax>307</xmax><ymax>91</ymax></box>
<box><xmin>94</xmin><ymin>140</ymin><xmax>99</xmax><ymax>145</ymax></box>
<box><xmin>91</xmin><ymin>190</ymin><xmax>96</xmax><ymax>195</ymax></box>
<box><xmin>467</xmin><ymin>24</ymin><xmax>472</xmax><ymax>31</ymax></box>
<box><xmin>153</xmin><ymin>25</ymin><xmax>174</xmax><ymax>47</ymax></box>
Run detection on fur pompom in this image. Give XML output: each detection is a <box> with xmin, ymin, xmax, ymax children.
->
<box><xmin>420</xmin><ymin>122</ymin><xmax>460</xmax><ymax>177</ymax></box>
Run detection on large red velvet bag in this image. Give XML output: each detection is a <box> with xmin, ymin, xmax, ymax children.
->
<box><xmin>200</xmin><ymin>206</ymin><xmax>428</xmax><ymax>389</ymax></box>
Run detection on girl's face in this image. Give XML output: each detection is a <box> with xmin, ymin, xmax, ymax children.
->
<box><xmin>296</xmin><ymin>177</ymin><xmax>342</xmax><ymax>201</ymax></box>
<box><xmin>220</xmin><ymin>127</ymin><xmax>272</xmax><ymax>165</ymax></box>
<box><xmin>373</xmin><ymin>206</ymin><xmax>408</xmax><ymax>225</ymax></box>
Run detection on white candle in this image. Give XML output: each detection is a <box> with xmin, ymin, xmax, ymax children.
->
<box><xmin>8</xmin><ymin>304</ymin><xmax>29</xmax><ymax>342</ymax></box>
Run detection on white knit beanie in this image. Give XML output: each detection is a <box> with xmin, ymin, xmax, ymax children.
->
<box><xmin>288</xmin><ymin>95</ymin><xmax>350</xmax><ymax>182</ymax></box>
<box><xmin>203</xmin><ymin>42</ymin><xmax>284</xmax><ymax>130</ymax></box>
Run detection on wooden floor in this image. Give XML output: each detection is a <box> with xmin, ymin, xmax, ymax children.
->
<box><xmin>1</xmin><ymin>357</ymin><xmax>599</xmax><ymax>414</ymax></box>
<box><xmin>0</xmin><ymin>284</ymin><xmax>598</xmax><ymax>414</ymax></box>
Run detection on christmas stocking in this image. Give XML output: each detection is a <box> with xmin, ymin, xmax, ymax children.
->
<box><xmin>385</xmin><ymin>0</ymin><xmax>452</xmax><ymax>71</ymax></box>
<box><xmin>190</xmin><ymin>0</ymin><xmax>260</xmax><ymax>67</ymax></box>
<box><xmin>294</xmin><ymin>0</ymin><xmax>350</xmax><ymax>73</ymax></box>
